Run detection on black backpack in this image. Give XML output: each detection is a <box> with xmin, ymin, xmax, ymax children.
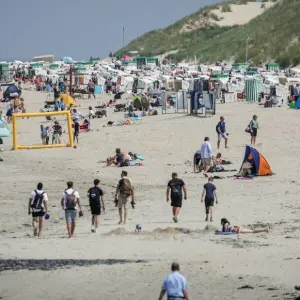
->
<box><xmin>65</xmin><ymin>191</ymin><xmax>76</xmax><ymax>210</ymax></box>
<box><xmin>31</xmin><ymin>190</ymin><xmax>45</xmax><ymax>210</ymax></box>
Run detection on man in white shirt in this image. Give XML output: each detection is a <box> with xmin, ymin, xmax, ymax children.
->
<box><xmin>28</xmin><ymin>182</ymin><xmax>48</xmax><ymax>237</ymax></box>
<box><xmin>200</xmin><ymin>137</ymin><xmax>213</xmax><ymax>177</ymax></box>
<box><xmin>61</xmin><ymin>181</ymin><xmax>82</xmax><ymax>238</ymax></box>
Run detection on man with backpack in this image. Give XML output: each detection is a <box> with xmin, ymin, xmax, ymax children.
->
<box><xmin>87</xmin><ymin>179</ymin><xmax>105</xmax><ymax>233</ymax></box>
<box><xmin>61</xmin><ymin>181</ymin><xmax>82</xmax><ymax>238</ymax></box>
<box><xmin>28</xmin><ymin>182</ymin><xmax>48</xmax><ymax>237</ymax></box>
<box><xmin>115</xmin><ymin>170</ymin><xmax>135</xmax><ymax>225</ymax></box>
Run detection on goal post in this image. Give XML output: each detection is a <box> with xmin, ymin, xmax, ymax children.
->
<box><xmin>12</xmin><ymin>111</ymin><xmax>74</xmax><ymax>150</ymax></box>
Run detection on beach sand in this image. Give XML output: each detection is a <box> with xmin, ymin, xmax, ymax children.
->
<box><xmin>0</xmin><ymin>89</ymin><xmax>299</xmax><ymax>300</ymax></box>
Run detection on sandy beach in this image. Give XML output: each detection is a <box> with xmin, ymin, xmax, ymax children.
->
<box><xmin>0</xmin><ymin>89</ymin><xmax>300</xmax><ymax>300</ymax></box>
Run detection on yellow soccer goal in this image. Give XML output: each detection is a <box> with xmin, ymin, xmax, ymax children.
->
<box><xmin>12</xmin><ymin>111</ymin><xmax>74</xmax><ymax>150</ymax></box>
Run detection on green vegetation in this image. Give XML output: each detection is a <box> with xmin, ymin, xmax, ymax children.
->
<box><xmin>115</xmin><ymin>0</ymin><xmax>300</xmax><ymax>67</ymax></box>
<box><xmin>221</xmin><ymin>3</ymin><xmax>232</xmax><ymax>12</ymax></box>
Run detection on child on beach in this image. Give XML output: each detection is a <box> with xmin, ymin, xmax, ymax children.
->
<box><xmin>201</xmin><ymin>177</ymin><xmax>218</xmax><ymax>222</ymax></box>
<box><xmin>40</xmin><ymin>125</ymin><xmax>47</xmax><ymax>144</ymax></box>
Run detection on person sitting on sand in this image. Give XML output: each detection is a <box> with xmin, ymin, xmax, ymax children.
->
<box><xmin>193</xmin><ymin>149</ymin><xmax>202</xmax><ymax>173</ymax></box>
<box><xmin>220</xmin><ymin>218</ymin><xmax>269</xmax><ymax>234</ymax></box>
<box><xmin>107</xmin><ymin>148</ymin><xmax>123</xmax><ymax>167</ymax></box>
<box><xmin>236</xmin><ymin>159</ymin><xmax>254</xmax><ymax>177</ymax></box>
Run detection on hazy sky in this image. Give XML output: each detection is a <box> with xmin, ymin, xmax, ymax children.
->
<box><xmin>0</xmin><ymin>0</ymin><xmax>224</xmax><ymax>61</ymax></box>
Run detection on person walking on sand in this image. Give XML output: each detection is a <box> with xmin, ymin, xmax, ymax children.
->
<box><xmin>115</xmin><ymin>171</ymin><xmax>135</xmax><ymax>224</ymax></box>
<box><xmin>201</xmin><ymin>177</ymin><xmax>218</xmax><ymax>222</ymax></box>
<box><xmin>28</xmin><ymin>182</ymin><xmax>48</xmax><ymax>237</ymax></box>
<box><xmin>88</xmin><ymin>179</ymin><xmax>105</xmax><ymax>233</ymax></box>
<box><xmin>250</xmin><ymin>115</ymin><xmax>259</xmax><ymax>145</ymax></box>
<box><xmin>74</xmin><ymin>120</ymin><xmax>79</xmax><ymax>144</ymax></box>
<box><xmin>88</xmin><ymin>79</ymin><xmax>96</xmax><ymax>99</ymax></box>
<box><xmin>200</xmin><ymin>137</ymin><xmax>213</xmax><ymax>177</ymax></box>
<box><xmin>61</xmin><ymin>181</ymin><xmax>82</xmax><ymax>238</ymax></box>
<box><xmin>158</xmin><ymin>262</ymin><xmax>190</xmax><ymax>300</ymax></box>
<box><xmin>166</xmin><ymin>172</ymin><xmax>187</xmax><ymax>223</ymax></box>
<box><xmin>216</xmin><ymin>116</ymin><xmax>228</xmax><ymax>149</ymax></box>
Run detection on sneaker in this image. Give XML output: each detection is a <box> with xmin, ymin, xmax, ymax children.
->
<box><xmin>210</xmin><ymin>217</ymin><xmax>213</xmax><ymax>222</ymax></box>
<box><xmin>205</xmin><ymin>217</ymin><xmax>208</xmax><ymax>222</ymax></box>
<box><xmin>95</xmin><ymin>229</ymin><xmax>99</xmax><ymax>234</ymax></box>
<box><xmin>91</xmin><ymin>228</ymin><xmax>95</xmax><ymax>233</ymax></box>
<box><xmin>173</xmin><ymin>217</ymin><xmax>178</xmax><ymax>223</ymax></box>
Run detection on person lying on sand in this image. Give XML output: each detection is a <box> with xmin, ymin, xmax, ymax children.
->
<box><xmin>220</xmin><ymin>218</ymin><xmax>269</xmax><ymax>234</ymax></box>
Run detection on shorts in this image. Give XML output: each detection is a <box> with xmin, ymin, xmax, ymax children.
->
<box><xmin>32</xmin><ymin>211</ymin><xmax>45</xmax><ymax>217</ymax></box>
<box><xmin>65</xmin><ymin>210</ymin><xmax>77</xmax><ymax>222</ymax></box>
<box><xmin>205</xmin><ymin>198</ymin><xmax>214</xmax><ymax>208</ymax></box>
<box><xmin>74</xmin><ymin>131</ymin><xmax>79</xmax><ymax>137</ymax></box>
<box><xmin>90</xmin><ymin>205</ymin><xmax>101</xmax><ymax>215</ymax></box>
<box><xmin>171</xmin><ymin>197</ymin><xmax>182</xmax><ymax>208</ymax></box>
<box><xmin>118</xmin><ymin>194</ymin><xmax>129</xmax><ymax>209</ymax></box>
<box><xmin>53</xmin><ymin>133</ymin><xmax>60</xmax><ymax>140</ymax></box>
<box><xmin>202</xmin><ymin>158</ymin><xmax>212</xmax><ymax>169</ymax></box>
<box><xmin>235</xmin><ymin>227</ymin><xmax>241</xmax><ymax>234</ymax></box>
<box><xmin>194</xmin><ymin>153</ymin><xmax>201</xmax><ymax>165</ymax></box>
<box><xmin>251</xmin><ymin>128</ymin><xmax>257</xmax><ymax>137</ymax></box>
<box><xmin>89</xmin><ymin>88</ymin><xmax>95</xmax><ymax>93</ymax></box>
<box><xmin>217</xmin><ymin>132</ymin><xmax>228</xmax><ymax>141</ymax></box>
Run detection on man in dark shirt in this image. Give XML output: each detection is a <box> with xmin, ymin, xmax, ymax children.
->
<box><xmin>87</xmin><ymin>179</ymin><xmax>105</xmax><ymax>233</ymax></box>
<box><xmin>216</xmin><ymin>116</ymin><xmax>228</xmax><ymax>149</ymax></box>
<box><xmin>166</xmin><ymin>172</ymin><xmax>187</xmax><ymax>223</ymax></box>
<box><xmin>74</xmin><ymin>121</ymin><xmax>79</xmax><ymax>143</ymax></box>
<box><xmin>201</xmin><ymin>177</ymin><xmax>218</xmax><ymax>222</ymax></box>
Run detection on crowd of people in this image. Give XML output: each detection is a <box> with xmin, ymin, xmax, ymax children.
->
<box><xmin>28</xmin><ymin>170</ymin><xmax>134</xmax><ymax>238</ymax></box>
<box><xmin>194</xmin><ymin>115</ymin><xmax>260</xmax><ymax>177</ymax></box>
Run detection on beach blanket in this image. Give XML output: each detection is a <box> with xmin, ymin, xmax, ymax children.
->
<box><xmin>130</xmin><ymin>162</ymin><xmax>144</xmax><ymax>167</ymax></box>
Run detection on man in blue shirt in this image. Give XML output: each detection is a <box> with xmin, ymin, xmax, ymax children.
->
<box><xmin>216</xmin><ymin>116</ymin><xmax>228</xmax><ymax>149</ymax></box>
<box><xmin>158</xmin><ymin>262</ymin><xmax>190</xmax><ymax>300</ymax></box>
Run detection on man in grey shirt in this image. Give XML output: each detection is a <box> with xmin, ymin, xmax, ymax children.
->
<box><xmin>158</xmin><ymin>262</ymin><xmax>190</xmax><ymax>300</ymax></box>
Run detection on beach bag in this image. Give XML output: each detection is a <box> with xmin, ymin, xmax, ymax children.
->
<box><xmin>245</xmin><ymin>123</ymin><xmax>251</xmax><ymax>134</ymax></box>
<box><xmin>31</xmin><ymin>190</ymin><xmax>44</xmax><ymax>211</ymax></box>
<box><xmin>119</xmin><ymin>178</ymin><xmax>132</xmax><ymax>196</ymax></box>
<box><xmin>65</xmin><ymin>191</ymin><xmax>76</xmax><ymax>209</ymax></box>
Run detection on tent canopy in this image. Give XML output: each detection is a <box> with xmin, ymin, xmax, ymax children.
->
<box><xmin>59</xmin><ymin>94</ymin><xmax>77</xmax><ymax>107</ymax></box>
<box><xmin>0</xmin><ymin>118</ymin><xmax>10</xmax><ymax>137</ymax></box>
<box><xmin>237</xmin><ymin>146</ymin><xmax>272</xmax><ymax>176</ymax></box>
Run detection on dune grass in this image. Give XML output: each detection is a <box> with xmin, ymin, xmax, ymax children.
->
<box><xmin>115</xmin><ymin>0</ymin><xmax>299</xmax><ymax>67</ymax></box>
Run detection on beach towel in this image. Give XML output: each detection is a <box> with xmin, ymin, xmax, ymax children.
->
<box><xmin>130</xmin><ymin>162</ymin><xmax>144</xmax><ymax>167</ymax></box>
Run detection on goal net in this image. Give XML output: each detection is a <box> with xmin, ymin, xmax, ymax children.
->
<box><xmin>12</xmin><ymin>111</ymin><xmax>74</xmax><ymax>150</ymax></box>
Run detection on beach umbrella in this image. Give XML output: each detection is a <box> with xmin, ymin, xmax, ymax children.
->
<box><xmin>3</xmin><ymin>85</ymin><xmax>20</xmax><ymax>99</ymax></box>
